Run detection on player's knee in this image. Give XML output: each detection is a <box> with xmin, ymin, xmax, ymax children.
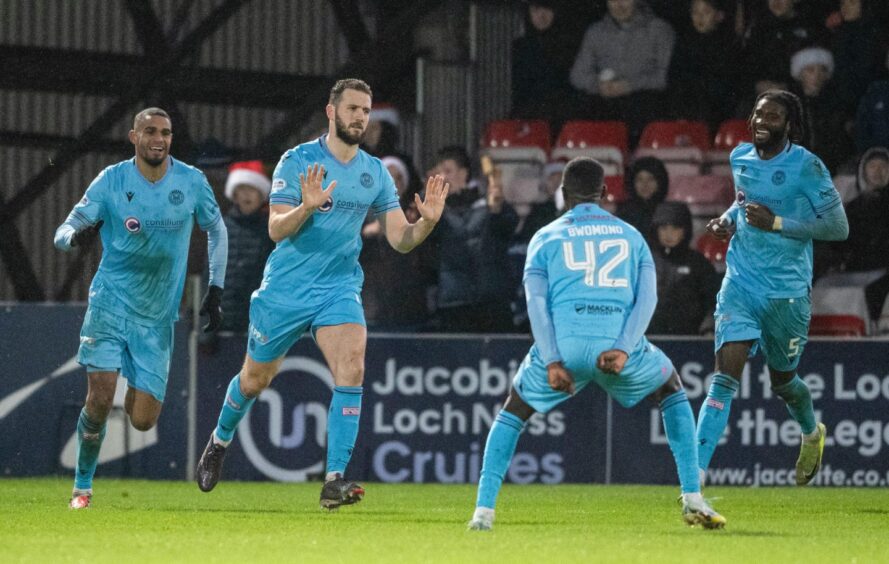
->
<box><xmin>336</xmin><ymin>358</ymin><xmax>364</xmax><ymax>386</ymax></box>
<box><xmin>240</xmin><ymin>369</ymin><xmax>273</xmax><ymax>397</ymax></box>
<box><xmin>85</xmin><ymin>393</ymin><xmax>115</xmax><ymax>421</ymax></box>
<box><xmin>129</xmin><ymin>413</ymin><xmax>158</xmax><ymax>432</ymax></box>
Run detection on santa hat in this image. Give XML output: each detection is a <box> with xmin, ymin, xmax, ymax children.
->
<box><xmin>371</xmin><ymin>103</ymin><xmax>401</xmax><ymax>127</ymax></box>
<box><xmin>225</xmin><ymin>160</ymin><xmax>271</xmax><ymax>201</ymax></box>
<box><xmin>381</xmin><ymin>155</ymin><xmax>410</xmax><ymax>184</ymax></box>
<box><xmin>790</xmin><ymin>47</ymin><xmax>834</xmax><ymax>81</ymax></box>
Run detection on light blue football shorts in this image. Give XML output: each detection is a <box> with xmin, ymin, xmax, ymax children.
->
<box><xmin>513</xmin><ymin>336</ymin><xmax>674</xmax><ymax>413</ymax></box>
<box><xmin>77</xmin><ymin>305</ymin><xmax>174</xmax><ymax>402</ymax></box>
<box><xmin>247</xmin><ymin>286</ymin><xmax>366</xmax><ymax>363</ymax></box>
<box><xmin>714</xmin><ymin>278</ymin><xmax>811</xmax><ymax>372</ymax></box>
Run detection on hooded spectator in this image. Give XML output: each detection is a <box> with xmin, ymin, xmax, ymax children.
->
<box><xmin>616</xmin><ymin>156</ymin><xmax>670</xmax><ymax>235</ymax></box>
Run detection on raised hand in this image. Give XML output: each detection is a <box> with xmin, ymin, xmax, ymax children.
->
<box><xmin>299</xmin><ymin>164</ymin><xmax>337</xmax><ymax>211</ymax></box>
<box><xmin>415</xmin><ymin>174</ymin><xmax>449</xmax><ymax>224</ymax></box>
<box><xmin>597</xmin><ymin>349</ymin><xmax>628</xmax><ymax>375</ymax></box>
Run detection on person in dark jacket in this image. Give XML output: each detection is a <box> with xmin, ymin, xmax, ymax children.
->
<box><xmin>670</xmin><ymin>0</ymin><xmax>742</xmax><ymax>131</ymax></box>
<box><xmin>210</xmin><ymin>161</ymin><xmax>275</xmax><ymax>335</ymax></box>
<box><xmin>429</xmin><ymin>146</ymin><xmax>519</xmax><ymax>333</ymax></box>
<box><xmin>648</xmin><ymin>201</ymin><xmax>721</xmax><ymax>334</ymax></box>
<box><xmin>616</xmin><ymin>156</ymin><xmax>670</xmax><ymax>236</ymax></box>
<box><xmin>511</xmin><ymin>0</ymin><xmax>583</xmax><ymax>125</ymax></box>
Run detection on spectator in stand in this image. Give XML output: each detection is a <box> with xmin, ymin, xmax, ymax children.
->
<box><xmin>360</xmin><ymin>155</ymin><xmax>436</xmax><ymax>331</ymax></box>
<box><xmin>648</xmin><ymin>201</ymin><xmax>721</xmax><ymax>335</ymax></box>
<box><xmin>509</xmin><ymin>160</ymin><xmax>565</xmax><ymax>332</ymax></box>
<box><xmin>834</xmin><ymin>147</ymin><xmax>889</xmax><ymax>321</ymax></box>
<box><xmin>741</xmin><ymin>0</ymin><xmax>825</xmax><ymax>93</ymax></box>
<box><xmin>670</xmin><ymin>0</ymin><xmax>742</xmax><ymax>132</ymax></box>
<box><xmin>361</xmin><ymin>105</ymin><xmax>423</xmax><ymax>197</ymax></box>
<box><xmin>429</xmin><ymin>146</ymin><xmax>519</xmax><ymax>333</ymax></box>
<box><xmin>789</xmin><ymin>47</ymin><xmax>855</xmax><ymax>173</ymax></box>
<box><xmin>829</xmin><ymin>0</ymin><xmax>886</xmax><ymax>114</ymax></box>
<box><xmin>511</xmin><ymin>1</ymin><xmax>581</xmax><ymax>126</ymax></box>
<box><xmin>206</xmin><ymin>161</ymin><xmax>274</xmax><ymax>340</ymax></box>
<box><xmin>856</xmin><ymin>51</ymin><xmax>889</xmax><ymax>152</ymax></box>
<box><xmin>569</xmin><ymin>0</ymin><xmax>675</xmax><ymax>143</ymax></box>
<box><xmin>616</xmin><ymin>156</ymin><xmax>669</xmax><ymax>236</ymax></box>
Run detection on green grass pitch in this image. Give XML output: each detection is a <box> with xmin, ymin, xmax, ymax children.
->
<box><xmin>2</xmin><ymin>478</ymin><xmax>888</xmax><ymax>563</ymax></box>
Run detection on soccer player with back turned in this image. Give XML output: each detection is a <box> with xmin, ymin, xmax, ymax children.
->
<box><xmin>696</xmin><ymin>90</ymin><xmax>849</xmax><ymax>486</ymax></box>
<box><xmin>196</xmin><ymin>79</ymin><xmax>449</xmax><ymax>509</ymax></box>
<box><xmin>468</xmin><ymin>157</ymin><xmax>726</xmax><ymax>531</ymax></box>
<box><xmin>55</xmin><ymin>108</ymin><xmax>228</xmax><ymax>509</ymax></box>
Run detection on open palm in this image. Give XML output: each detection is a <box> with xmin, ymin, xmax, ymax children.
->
<box><xmin>415</xmin><ymin>174</ymin><xmax>449</xmax><ymax>223</ymax></box>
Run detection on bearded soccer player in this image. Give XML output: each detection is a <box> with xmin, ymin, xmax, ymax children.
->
<box><xmin>696</xmin><ymin>90</ymin><xmax>848</xmax><ymax>486</ymax></box>
<box><xmin>55</xmin><ymin>108</ymin><xmax>228</xmax><ymax>509</ymax></box>
<box><xmin>196</xmin><ymin>78</ymin><xmax>449</xmax><ymax>509</ymax></box>
<box><xmin>468</xmin><ymin>157</ymin><xmax>725</xmax><ymax>531</ymax></box>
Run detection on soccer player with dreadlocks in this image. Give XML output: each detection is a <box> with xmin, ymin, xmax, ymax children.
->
<box><xmin>696</xmin><ymin>90</ymin><xmax>849</xmax><ymax>487</ymax></box>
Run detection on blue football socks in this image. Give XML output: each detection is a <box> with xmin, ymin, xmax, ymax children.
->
<box><xmin>214</xmin><ymin>374</ymin><xmax>256</xmax><ymax>444</ymax></box>
<box><xmin>476</xmin><ymin>410</ymin><xmax>525</xmax><ymax>509</ymax></box>
<box><xmin>74</xmin><ymin>408</ymin><xmax>107</xmax><ymax>491</ymax></box>
<box><xmin>326</xmin><ymin>386</ymin><xmax>363</xmax><ymax>476</ymax></box>
<box><xmin>660</xmin><ymin>390</ymin><xmax>700</xmax><ymax>494</ymax></box>
<box><xmin>696</xmin><ymin>373</ymin><xmax>740</xmax><ymax>471</ymax></box>
<box><xmin>772</xmin><ymin>375</ymin><xmax>817</xmax><ymax>435</ymax></box>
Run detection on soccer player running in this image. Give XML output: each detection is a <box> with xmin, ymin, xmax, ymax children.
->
<box><xmin>196</xmin><ymin>79</ymin><xmax>448</xmax><ymax>509</ymax></box>
<box><xmin>696</xmin><ymin>90</ymin><xmax>849</xmax><ymax>486</ymax></box>
<box><xmin>468</xmin><ymin>157</ymin><xmax>725</xmax><ymax>531</ymax></box>
<box><xmin>55</xmin><ymin>108</ymin><xmax>228</xmax><ymax>509</ymax></box>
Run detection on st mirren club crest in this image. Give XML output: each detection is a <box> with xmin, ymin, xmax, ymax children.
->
<box><xmin>736</xmin><ymin>190</ymin><xmax>747</xmax><ymax>206</ymax></box>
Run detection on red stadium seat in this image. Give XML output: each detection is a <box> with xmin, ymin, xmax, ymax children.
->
<box><xmin>695</xmin><ymin>232</ymin><xmax>729</xmax><ymax>272</ymax></box>
<box><xmin>707</xmin><ymin>119</ymin><xmax>752</xmax><ymax>176</ymax></box>
<box><xmin>636</xmin><ymin>121</ymin><xmax>710</xmax><ymax>177</ymax></box>
<box><xmin>639</xmin><ymin>120</ymin><xmax>711</xmax><ymax>151</ymax></box>
<box><xmin>553</xmin><ymin>121</ymin><xmax>628</xmax><ymax>177</ymax></box>
<box><xmin>603</xmin><ymin>175</ymin><xmax>626</xmax><ymax>204</ymax></box>
<box><xmin>809</xmin><ymin>315</ymin><xmax>867</xmax><ymax>337</ymax></box>
<box><xmin>713</xmin><ymin>119</ymin><xmax>752</xmax><ymax>150</ymax></box>
<box><xmin>482</xmin><ymin>119</ymin><xmax>551</xmax><ymax>153</ymax></box>
<box><xmin>668</xmin><ymin>175</ymin><xmax>735</xmax><ymax>216</ymax></box>
<box><xmin>482</xmin><ymin>120</ymin><xmax>552</xmax><ymax>206</ymax></box>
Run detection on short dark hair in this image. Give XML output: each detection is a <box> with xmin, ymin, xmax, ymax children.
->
<box><xmin>329</xmin><ymin>78</ymin><xmax>373</xmax><ymax>105</ymax></box>
<box><xmin>133</xmin><ymin>107</ymin><xmax>170</xmax><ymax>130</ymax></box>
<box><xmin>436</xmin><ymin>145</ymin><xmax>472</xmax><ymax>177</ymax></box>
<box><xmin>562</xmin><ymin>157</ymin><xmax>605</xmax><ymax>204</ymax></box>
<box><xmin>748</xmin><ymin>89</ymin><xmax>808</xmax><ymax>146</ymax></box>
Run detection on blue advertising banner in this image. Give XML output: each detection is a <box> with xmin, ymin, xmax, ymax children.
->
<box><xmin>0</xmin><ymin>304</ymin><xmax>190</xmax><ymax>479</ymax></box>
<box><xmin>2</xmin><ymin>304</ymin><xmax>888</xmax><ymax>486</ymax></box>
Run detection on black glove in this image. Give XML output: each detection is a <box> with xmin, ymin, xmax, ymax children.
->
<box><xmin>70</xmin><ymin>220</ymin><xmax>104</xmax><ymax>248</ymax></box>
<box><xmin>199</xmin><ymin>285</ymin><xmax>224</xmax><ymax>333</ymax></box>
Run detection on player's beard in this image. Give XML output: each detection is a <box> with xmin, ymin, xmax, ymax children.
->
<box><xmin>334</xmin><ymin>114</ymin><xmax>365</xmax><ymax>146</ymax></box>
<box><xmin>139</xmin><ymin>144</ymin><xmax>167</xmax><ymax>167</ymax></box>
<box><xmin>753</xmin><ymin>123</ymin><xmax>788</xmax><ymax>154</ymax></box>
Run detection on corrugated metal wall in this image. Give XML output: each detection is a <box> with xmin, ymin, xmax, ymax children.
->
<box><xmin>0</xmin><ymin>0</ymin><xmax>524</xmax><ymax>302</ymax></box>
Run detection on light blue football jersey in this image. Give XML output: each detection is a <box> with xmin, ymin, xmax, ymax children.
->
<box><xmin>65</xmin><ymin>157</ymin><xmax>222</xmax><ymax>324</ymax></box>
<box><xmin>258</xmin><ymin>135</ymin><xmax>400</xmax><ymax>304</ymax></box>
<box><xmin>725</xmin><ymin>142</ymin><xmax>841</xmax><ymax>297</ymax></box>
<box><xmin>524</xmin><ymin>203</ymin><xmax>652</xmax><ymax>341</ymax></box>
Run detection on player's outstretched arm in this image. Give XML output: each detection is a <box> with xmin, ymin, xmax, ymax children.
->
<box><xmin>381</xmin><ymin>174</ymin><xmax>449</xmax><ymax>253</ymax></box>
<box><xmin>268</xmin><ymin>164</ymin><xmax>337</xmax><ymax>242</ymax></box>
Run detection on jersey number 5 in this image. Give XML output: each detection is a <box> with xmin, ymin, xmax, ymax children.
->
<box><xmin>562</xmin><ymin>239</ymin><xmax>629</xmax><ymax>287</ymax></box>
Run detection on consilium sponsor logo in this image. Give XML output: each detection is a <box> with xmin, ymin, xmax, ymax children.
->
<box><xmin>239</xmin><ymin>356</ymin><xmax>334</xmax><ymax>481</ymax></box>
<box><xmin>144</xmin><ymin>218</ymin><xmax>186</xmax><ymax>230</ymax></box>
